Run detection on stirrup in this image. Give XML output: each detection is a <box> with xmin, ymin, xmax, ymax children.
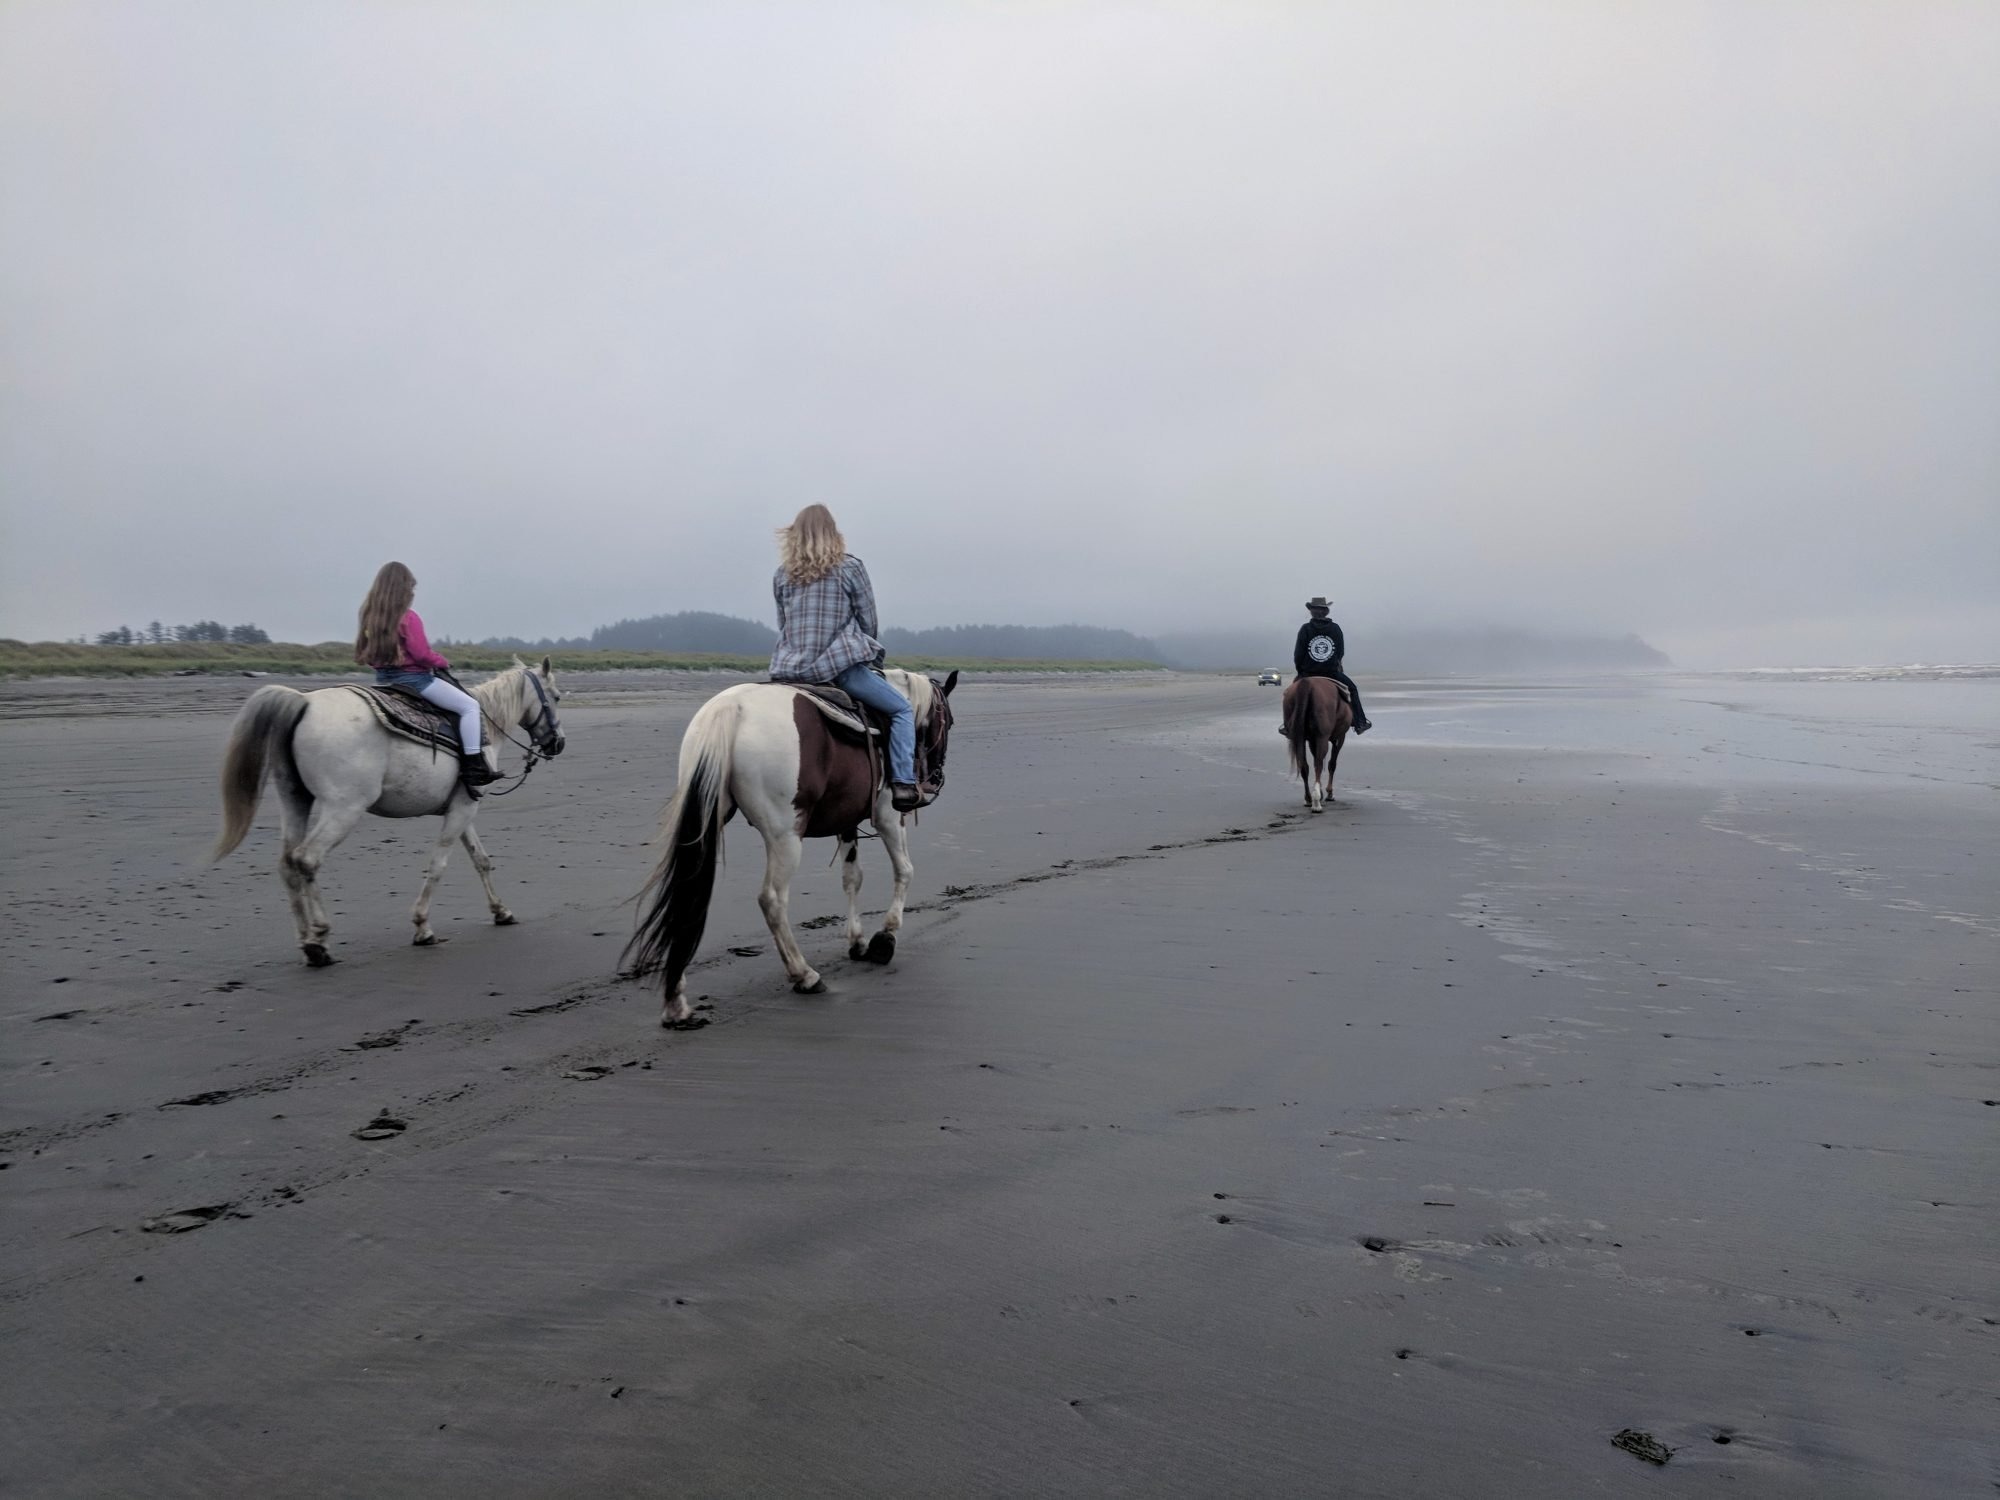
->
<box><xmin>458</xmin><ymin>754</ymin><xmax>500</xmax><ymax>787</ymax></box>
<box><xmin>890</xmin><ymin>782</ymin><xmax>922</xmax><ymax>813</ymax></box>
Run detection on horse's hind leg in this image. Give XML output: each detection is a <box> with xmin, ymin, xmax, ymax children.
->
<box><xmin>411</xmin><ymin>795</ymin><xmax>480</xmax><ymax>946</ymax></box>
<box><xmin>274</xmin><ymin>781</ymin><xmax>320</xmax><ymax>959</ymax></box>
<box><xmin>460</xmin><ymin>819</ymin><xmax>516</xmax><ymax>927</ymax></box>
<box><xmin>756</xmin><ymin>828</ymin><xmax>822</xmax><ymax>993</ymax></box>
<box><xmin>285</xmin><ymin>798</ymin><xmax>364</xmax><ymax>966</ymax></box>
<box><xmin>1324</xmin><ymin>732</ymin><xmax>1346</xmax><ymax>805</ymax></box>
<box><xmin>840</xmin><ymin>836</ymin><xmax>868</xmax><ymax>959</ymax></box>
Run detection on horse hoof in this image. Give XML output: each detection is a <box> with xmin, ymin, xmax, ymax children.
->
<box><xmin>848</xmin><ymin>942</ymin><xmax>869</xmax><ymax>961</ymax></box>
<box><xmin>796</xmin><ymin>978</ymin><xmax>828</xmax><ymax>995</ymax></box>
<box><xmin>662</xmin><ymin>1014</ymin><xmax>709</xmax><ymax>1031</ymax></box>
<box><xmin>302</xmin><ymin>944</ymin><xmax>334</xmax><ymax>968</ymax></box>
<box><xmin>412</xmin><ymin>932</ymin><xmax>446</xmax><ymax>947</ymax></box>
<box><xmin>493</xmin><ymin>912</ymin><xmax>518</xmax><ymax>927</ymax></box>
<box><xmin>863</xmin><ymin>933</ymin><xmax>896</xmax><ymax>964</ymax></box>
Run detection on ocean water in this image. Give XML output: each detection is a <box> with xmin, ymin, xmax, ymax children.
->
<box><xmin>1365</xmin><ymin>671</ymin><xmax>2000</xmax><ymax>792</ymax></box>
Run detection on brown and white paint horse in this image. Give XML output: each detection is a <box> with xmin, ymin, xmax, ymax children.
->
<box><xmin>624</xmin><ymin>669</ymin><xmax>957</xmax><ymax>1025</ymax></box>
<box><xmin>1283</xmin><ymin>675</ymin><xmax>1352</xmax><ymax>813</ymax></box>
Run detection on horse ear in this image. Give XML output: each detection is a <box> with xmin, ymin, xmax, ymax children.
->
<box><xmin>541</xmin><ymin>655</ymin><xmax>552</xmax><ymax>677</ymax></box>
<box><xmin>941</xmin><ymin>669</ymin><xmax>958</xmax><ymax>698</ymax></box>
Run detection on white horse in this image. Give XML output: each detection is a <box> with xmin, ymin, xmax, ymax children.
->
<box><xmin>624</xmin><ymin>669</ymin><xmax>957</xmax><ymax>1025</ymax></box>
<box><xmin>213</xmin><ymin>658</ymin><xmax>565</xmax><ymax>964</ymax></box>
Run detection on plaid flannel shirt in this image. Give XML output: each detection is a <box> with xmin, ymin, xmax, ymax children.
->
<box><xmin>769</xmin><ymin>556</ymin><xmax>885</xmax><ymax>683</ymax></box>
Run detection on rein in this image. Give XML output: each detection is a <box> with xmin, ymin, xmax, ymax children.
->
<box><xmin>478</xmin><ymin>668</ymin><xmax>563</xmax><ymax>798</ymax></box>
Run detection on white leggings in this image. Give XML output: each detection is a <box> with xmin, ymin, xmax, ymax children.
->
<box><xmin>417</xmin><ymin>679</ymin><xmax>484</xmax><ymax>754</ymax></box>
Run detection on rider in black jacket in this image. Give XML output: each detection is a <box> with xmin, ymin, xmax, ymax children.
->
<box><xmin>1286</xmin><ymin>596</ymin><xmax>1372</xmax><ymax>735</ymax></box>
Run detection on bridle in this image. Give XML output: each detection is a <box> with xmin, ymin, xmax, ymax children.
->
<box><xmin>915</xmin><ymin>676</ymin><xmax>953</xmax><ymax>803</ymax></box>
<box><xmin>484</xmin><ymin>668</ymin><xmax>565</xmax><ymax>797</ymax></box>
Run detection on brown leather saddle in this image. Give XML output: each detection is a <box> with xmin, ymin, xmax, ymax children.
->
<box><xmin>343</xmin><ymin>683</ymin><xmax>463</xmax><ymax>755</ymax></box>
<box><xmin>787</xmin><ymin>682</ymin><xmax>882</xmax><ymax>743</ymax></box>
<box><xmin>776</xmin><ymin>680</ymin><xmax>946</xmax><ymax>809</ymax></box>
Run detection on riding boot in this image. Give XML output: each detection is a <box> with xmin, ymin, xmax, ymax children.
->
<box><xmin>890</xmin><ymin>782</ymin><xmax>922</xmax><ymax>813</ymax></box>
<box><xmin>459</xmin><ymin>751</ymin><xmax>501</xmax><ymax>787</ymax></box>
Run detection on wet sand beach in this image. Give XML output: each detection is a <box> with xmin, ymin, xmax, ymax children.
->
<box><xmin>2</xmin><ymin>670</ymin><xmax>1994</xmax><ymax>1497</ymax></box>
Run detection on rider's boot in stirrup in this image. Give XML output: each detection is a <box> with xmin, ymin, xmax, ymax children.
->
<box><xmin>459</xmin><ymin>751</ymin><xmax>501</xmax><ymax>787</ymax></box>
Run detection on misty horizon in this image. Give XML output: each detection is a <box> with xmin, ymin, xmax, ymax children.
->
<box><xmin>4</xmin><ymin>4</ymin><xmax>1996</xmax><ymax>669</ymax></box>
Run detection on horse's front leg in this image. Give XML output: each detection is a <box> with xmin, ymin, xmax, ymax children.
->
<box><xmin>460</xmin><ymin>819</ymin><xmax>517</xmax><ymax>926</ymax></box>
<box><xmin>840</xmin><ymin>835</ymin><xmax>868</xmax><ymax>959</ymax></box>
<box><xmin>865</xmin><ymin>808</ymin><xmax>915</xmax><ymax>963</ymax></box>
<box><xmin>756</xmin><ymin>828</ymin><xmax>822</xmax><ymax>993</ymax></box>
<box><xmin>411</xmin><ymin>793</ymin><xmax>479</xmax><ymax>946</ymax></box>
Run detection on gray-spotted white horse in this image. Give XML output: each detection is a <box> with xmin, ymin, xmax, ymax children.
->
<box><xmin>213</xmin><ymin>658</ymin><xmax>565</xmax><ymax>964</ymax></box>
<box><xmin>624</xmin><ymin>670</ymin><xmax>957</xmax><ymax>1025</ymax></box>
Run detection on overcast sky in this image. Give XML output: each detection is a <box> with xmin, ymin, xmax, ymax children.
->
<box><xmin>2</xmin><ymin>2</ymin><xmax>1995</xmax><ymax>666</ymax></box>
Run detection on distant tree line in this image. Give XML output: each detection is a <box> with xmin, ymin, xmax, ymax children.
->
<box><xmin>878</xmin><ymin>623</ymin><xmax>1163</xmax><ymax>662</ymax></box>
<box><xmin>476</xmin><ymin>612</ymin><xmax>1164</xmax><ymax>662</ymax></box>
<box><xmin>94</xmin><ymin>621</ymin><xmax>271</xmax><ymax>646</ymax></box>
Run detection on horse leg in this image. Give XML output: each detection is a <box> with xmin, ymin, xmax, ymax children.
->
<box><xmin>756</xmin><ymin>827</ymin><xmax>822</xmax><ymax>993</ymax></box>
<box><xmin>284</xmin><ymin>798</ymin><xmax>365</xmax><ymax>966</ymax></box>
<box><xmin>274</xmin><ymin>779</ymin><xmax>318</xmax><ymax>957</ymax></box>
<box><xmin>410</xmin><ymin>794</ymin><xmax>480</xmax><ymax>945</ymax></box>
<box><xmin>1309</xmin><ymin>739</ymin><xmax>1328</xmax><ymax>813</ymax></box>
<box><xmin>866</xmin><ymin>810</ymin><xmax>914</xmax><ymax>963</ymax></box>
<box><xmin>840</xmin><ymin>836</ymin><xmax>868</xmax><ymax>959</ymax></box>
<box><xmin>1325</xmin><ymin>731</ymin><xmax>1346</xmax><ymax>804</ymax></box>
<box><xmin>459</xmin><ymin>818</ymin><xmax>516</xmax><ymax>926</ymax></box>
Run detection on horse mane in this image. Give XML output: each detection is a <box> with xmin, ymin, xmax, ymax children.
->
<box><xmin>886</xmin><ymin>668</ymin><xmax>935</xmax><ymax>722</ymax></box>
<box><xmin>470</xmin><ymin>659</ymin><xmax>532</xmax><ymax>728</ymax></box>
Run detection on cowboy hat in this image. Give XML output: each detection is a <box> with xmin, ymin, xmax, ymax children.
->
<box><xmin>1304</xmin><ymin>596</ymin><xmax>1330</xmax><ymax>610</ymax></box>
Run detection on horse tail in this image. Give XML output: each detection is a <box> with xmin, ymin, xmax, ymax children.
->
<box><xmin>622</xmin><ymin>696</ymin><xmax>739</xmax><ymax>995</ymax></box>
<box><xmin>1287</xmin><ymin>682</ymin><xmax>1317</xmax><ymax>781</ymax></box>
<box><xmin>213</xmin><ymin>686</ymin><xmax>309</xmax><ymax>861</ymax></box>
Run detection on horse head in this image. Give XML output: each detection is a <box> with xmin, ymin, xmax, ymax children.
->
<box><xmin>919</xmin><ymin>669</ymin><xmax>958</xmax><ymax>797</ymax></box>
<box><xmin>511</xmin><ymin>656</ymin><xmax>566</xmax><ymax>758</ymax></box>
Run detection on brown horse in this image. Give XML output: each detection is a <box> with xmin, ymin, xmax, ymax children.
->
<box><xmin>1282</xmin><ymin>676</ymin><xmax>1352</xmax><ymax>812</ymax></box>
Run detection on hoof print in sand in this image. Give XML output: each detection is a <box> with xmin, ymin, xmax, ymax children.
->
<box><xmin>726</xmin><ymin>944</ymin><xmax>764</xmax><ymax>957</ymax></box>
<box><xmin>352</xmin><ymin>1115</ymin><xmax>408</xmax><ymax>1141</ymax></box>
<box><xmin>1610</xmin><ymin>1429</ymin><xmax>1674</xmax><ymax>1466</ymax></box>
<box><xmin>141</xmin><ymin>1203</ymin><xmax>242</xmax><ymax>1234</ymax></box>
<box><xmin>563</xmin><ymin>1065</ymin><xmax>613</xmax><ymax>1081</ymax></box>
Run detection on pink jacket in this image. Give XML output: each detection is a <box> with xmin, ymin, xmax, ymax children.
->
<box><xmin>392</xmin><ymin>610</ymin><xmax>450</xmax><ymax>672</ymax></box>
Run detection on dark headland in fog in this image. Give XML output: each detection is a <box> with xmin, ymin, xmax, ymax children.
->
<box><xmin>476</xmin><ymin>612</ymin><xmax>1670</xmax><ymax>674</ymax></box>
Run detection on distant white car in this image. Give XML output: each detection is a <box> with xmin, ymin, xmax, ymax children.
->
<box><xmin>1258</xmin><ymin>670</ymin><xmax>1283</xmax><ymax>686</ymax></box>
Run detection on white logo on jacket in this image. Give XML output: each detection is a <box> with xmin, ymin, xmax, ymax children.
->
<box><xmin>1306</xmin><ymin>635</ymin><xmax>1336</xmax><ymax>664</ymax></box>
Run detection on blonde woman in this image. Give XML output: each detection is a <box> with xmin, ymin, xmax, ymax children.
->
<box><xmin>354</xmin><ymin>561</ymin><xmax>499</xmax><ymax>786</ymax></box>
<box><xmin>768</xmin><ymin>505</ymin><xmax>920</xmax><ymax>812</ymax></box>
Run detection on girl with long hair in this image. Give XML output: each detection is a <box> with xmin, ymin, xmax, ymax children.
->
<box><xmin>767</xmin><ymin>505</ymin><xmax>920</xmax><ymax>811</ymax></box>
<box><xmin>354</xmin><ymin>562</ymin><xmax>499</xmax><ymax>786</ymax></box>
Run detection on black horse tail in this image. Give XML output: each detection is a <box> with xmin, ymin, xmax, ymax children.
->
<box><xmin>622</xmin><ymin>698</ymin><xmax>738</xmax><ymax>997</ymax></box>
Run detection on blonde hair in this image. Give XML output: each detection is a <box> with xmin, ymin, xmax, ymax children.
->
<box><xmin>777</xmin><ymin>504</ymin><xmax>846</xmax><ymax>584</ymax></box>
<box><xmin>355</xmin><ymin>561</ymin><xmax>417</xmax><ymax>666</ymax></box>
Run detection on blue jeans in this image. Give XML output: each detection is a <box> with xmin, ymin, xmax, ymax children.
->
<box><xmin>834</xmin><ymin>664</ymin><xmax>916</xmax><ymax>784</ymax></box>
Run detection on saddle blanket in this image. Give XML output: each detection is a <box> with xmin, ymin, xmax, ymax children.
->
<box><xmin>342</xmin><ymin>684</ymin><xmax>465</xmax><ymax>755</ymax></box>
<box><xmin>776</xmin><ymin>682</ymin><xmax>878</xmax><ymax>741</ymax></box>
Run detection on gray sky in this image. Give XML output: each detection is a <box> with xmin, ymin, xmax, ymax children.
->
<box><xmin>3</xmin><ymin>2</ymin><xmax>1995</xmax><ymax>666</ymax></box>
